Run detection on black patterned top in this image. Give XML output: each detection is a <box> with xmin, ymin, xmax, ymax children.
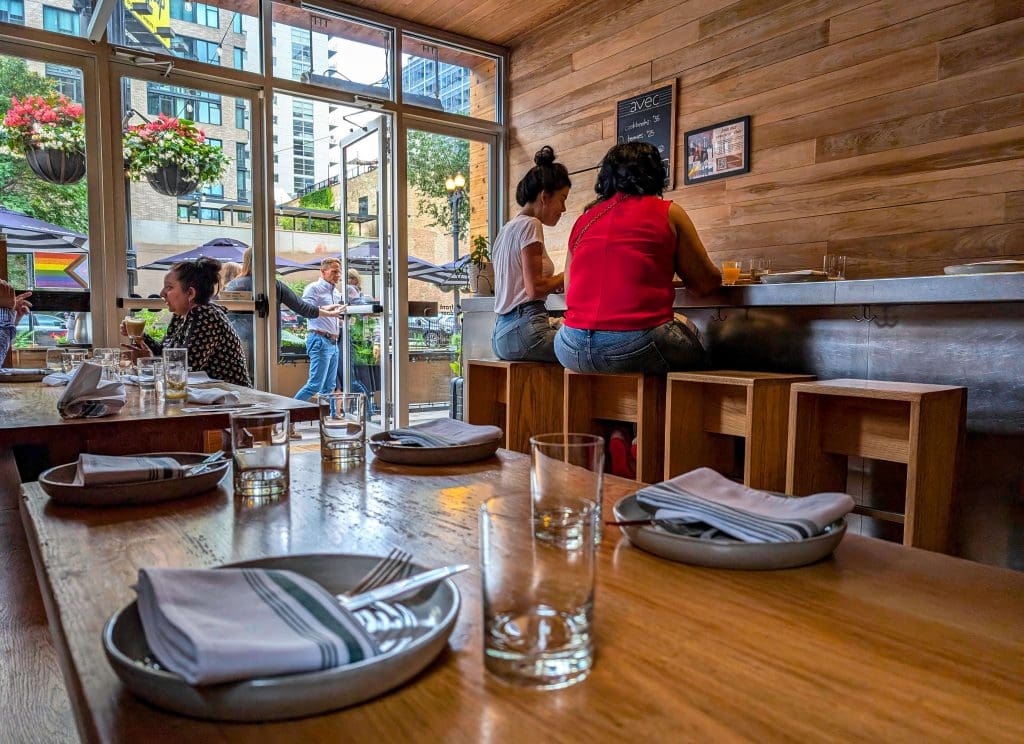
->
<box><xmin>149</xmin><ymin>303</ymin><xmax>251</xmax><ymax>387</ymax></box>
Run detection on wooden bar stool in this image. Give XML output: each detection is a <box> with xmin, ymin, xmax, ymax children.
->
<box><xmin>664</xmin><ymin>371</ymin><xmax>816</xmax><ymax>490</ymax></box>
<box><xmin>563</xmin><ymin>370</ymin><xmax>665</xmax><ymax>483</ymax></box>
<box><xmin>465</xmin><ymin>359</ymin><xmax>564</xmax><ymax>453</ymax></box>
<box><xmin>786</xmin><ymin>379</ymin><xmax>966</xmax><ymax>553</ymax></box>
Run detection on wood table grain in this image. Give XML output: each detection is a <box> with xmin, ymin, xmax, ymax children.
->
<box><xmin>19</xmin><ymin>450</ymin><xmax>1024</xmax><ymax>742</ymax></box>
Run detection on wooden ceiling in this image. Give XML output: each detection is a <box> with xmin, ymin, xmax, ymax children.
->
<box><xmin>333</xmin><ymin>0</ymin><xmax>593</xmax><ymax>48</ymax></box>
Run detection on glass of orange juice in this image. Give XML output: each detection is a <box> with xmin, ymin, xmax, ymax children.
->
<box><xmin>722</xmin><ymin>261</ymin><xmax>742</xmax><ymax>285</ymax></box>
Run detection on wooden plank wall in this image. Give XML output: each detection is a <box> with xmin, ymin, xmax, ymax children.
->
<box><xmin>508</xmin><ymin>0</ymin><xmax>1024</xmax><ymax>278</ymax></box>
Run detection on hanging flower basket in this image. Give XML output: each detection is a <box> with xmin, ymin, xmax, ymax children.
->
<box><xmin>24</xmin><ymin>146</ymin><xmax>87</xmax><ymax>185</ymax></box>
<box><xmin>1</xmin><ymin>94</ymin><xmax>87</xmax><ymax>185</ymax></box>
<box><xmin>123</xmin><ymin>114</ymin><xmax>227</xmax><ymax>197</ymax></box>
<box><xmin>147</xmin><ymin>164</ymin><xmax>199</xmax><ymax>197</ymax></box>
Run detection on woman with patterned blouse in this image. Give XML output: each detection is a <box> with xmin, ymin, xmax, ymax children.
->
<box><xmin>122</xmin><ymin>257</ymin><xmax>251</xmax><ymax>386</ymax></box>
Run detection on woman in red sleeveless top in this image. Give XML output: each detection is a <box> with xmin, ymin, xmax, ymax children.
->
<box><xmin>554</xmin><ymin>142</ymin><xmax>721</xmax><ymax>373</ymax></box>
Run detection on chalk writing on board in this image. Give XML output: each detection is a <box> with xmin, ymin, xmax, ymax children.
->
<box><xmin>616</xmin><ymin>82</ymin><xmax>676</xmax><ymax>189</ymax></box>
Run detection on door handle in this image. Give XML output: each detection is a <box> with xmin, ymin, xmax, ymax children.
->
<box><xmin>255</xmin><ymin>293</ymin><xmax>270</xmax><ymax>318</ymax></box>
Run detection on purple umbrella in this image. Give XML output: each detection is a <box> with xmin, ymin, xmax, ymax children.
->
<box><xmin>139</xmin><ymin>237</ymin><xmax>306</xmax><ymax>270</ymax></box>
<box><xmin>0</xmin><ymin>205</ymin><xmax>88</xmax><ymax>252</ymax></box>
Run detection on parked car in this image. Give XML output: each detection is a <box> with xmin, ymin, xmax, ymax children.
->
<box><xmin>409</xmin><ymin>314</ymin><xmax>455</xmax><ymax>348</ymax></box>
<box><xmin>16</xmin><ymin>313</ymin><xmax>69</xmax><ymax>346</ymax></box>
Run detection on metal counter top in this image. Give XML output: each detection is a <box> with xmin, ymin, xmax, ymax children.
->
<box><xmin>461</xmin><ymin>272</ymin><xmax>1024</xmax><ymax>311</ymax></box>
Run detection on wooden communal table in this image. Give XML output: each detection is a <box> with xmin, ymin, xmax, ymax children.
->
<box><xmin>19</xmin><ymin>450</ymin><xmax>1024</xmax><ymax>743</ymax></box>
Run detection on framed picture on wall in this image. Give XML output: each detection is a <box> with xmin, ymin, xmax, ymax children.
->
<box><xmin>683</xmin><ymin>115</ymin><xmax>750</xmax><ymax>185</ymax></box>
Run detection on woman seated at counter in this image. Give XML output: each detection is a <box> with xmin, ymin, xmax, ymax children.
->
<box><xmin>554</xmin><ymin>142</ymin><xmax>721</xmax><ymax>374</ymax></box>
<box><xmin>490</xmin><ymin>145</ymin><xmax>570</xmax><ymax>362</ymax></box>
<box><xmin>122</xmin><ymin>257</ymin><xmax>252</xmax><ymax>386</ymax></box>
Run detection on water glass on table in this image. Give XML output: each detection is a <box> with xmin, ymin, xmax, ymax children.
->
<box><xmin>136</xmin><ymin>357</ymin><xmax>164</xmax><ymax>391</ymax></box>
<box><xmin>92</xmin><ymin>348</ymin><xmax>120</xmax><ymax>381</ymax></box>
<box><xmin>319</xmin><ymin>392</ymin><xmax>366</xmax><ymax>462</ymax></box>
<box><xmin>45</xmin><ymin>348</ymin><xmax>63</xmax><ymax>373</ymax></box>
<box><xmin>480</xmin><ymin>494</ymin><xmax>596</xmax><ymax>689</ymax></box>
<box><xmin>530</xmin><ymin>433</ymin><xmax>605</xmax><ymax>545</ymax></box>
<box><xmin>61</xmin><ymin>349</ymin><xmax>86</xmax><ymax>373</ymax></box>
<box><xmin>231</xmin><ymin>410</ymin><xmax>290</xmax><ymax>498</ymax></box>
<box><xmin>163</xmin><ymin>348</ymin><xmax>188</xmax><ymax>401</ymax></box>
<box><xmin>823</xmin><ymin>254</ymin><xmax>847</xmax><ymax>280</ymax></box>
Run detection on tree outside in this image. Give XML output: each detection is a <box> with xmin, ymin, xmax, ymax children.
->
<box><xmin>406</xmin><ymin>130</ymin><xmax>469</xmax><ymax>241</ymax></box>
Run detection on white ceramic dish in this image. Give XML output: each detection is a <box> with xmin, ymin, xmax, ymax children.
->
<box><xmin>613</xmin><ymin>493</ymin><xmax>846</xmax><ymax>570</ymax></box>
<box><xmin>943</xmin><ymin>260</ymin><xmax>1024</xmax><ymax>275</ymax></box>
<box><xmin>102</xmin><ymin>553</ymin><xmax>460</xmax><ymax>721</ymax></box>
<box><xmin>759</xmin><ymin>270</ymin><xmax>830</xmax><ymax>284</ymax></box>
<box><xmin>368</xmin><ymin>431</ymin><xmax>501</xmax><ymax>465</ymax></box>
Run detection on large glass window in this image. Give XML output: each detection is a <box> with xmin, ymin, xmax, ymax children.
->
<box><xmin>0</xmin><ymin>0</ymin><xmax>26</xmax><ymax>25</ymax></box>
<box><xmin>401</xmin><ymin>35</ymin><xmax>497</xmax><ymax>121</ymax></box>
<box><xmin>2</xmin><ymin>0</ymin><xmax>93</xmax><ymax>36</ymax></box>
<box><xmin>42</xmin><ymin>4</ymin><xmax>78</xmax><ymax>35</ymax></box>
<box><xmin>147</xmin><ymin>83</ymin><xmax>222</xmax><ymax>125</ymax></box>
<box><xmin>45</xmin><ymin>63</ymin><xmax>83</xmax><ymax>103</ymax></box>
<box><xmin>271</xmin><ymin>1</ymin><xmax>391</xmax><ymax>99</ymax></box>
<box><xmin>170</xmin><ymin>0</ymin><xmax>218</xmax><ymax>27</ymax></box>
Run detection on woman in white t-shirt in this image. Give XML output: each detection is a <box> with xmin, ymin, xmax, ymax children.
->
<box><xmin>491</xmin><ymin>146</ymin><xmax>571</xmax><ymax>362</ymax></box>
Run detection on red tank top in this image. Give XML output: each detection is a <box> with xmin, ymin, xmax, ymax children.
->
<box><xmin>564</xmin><ymin>195</ymin><xmax>675</xmax><ymax>331</ymax></box>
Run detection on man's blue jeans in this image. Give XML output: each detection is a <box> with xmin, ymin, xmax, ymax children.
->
<box><xmin>295</xmin><ymin>332</ymin><xmax>339</xmax><ymax>401</ymax></box>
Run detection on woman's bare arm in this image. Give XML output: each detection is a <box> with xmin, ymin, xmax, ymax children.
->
<box><xmin>520</xmin><ymin>242</ymin><xmax>564</xmax><ymax>299</ymax></box>
<box><xmin>668</xmin><ymin>202</ymin><xmax>721</xmax><ymax>295</ymax></box>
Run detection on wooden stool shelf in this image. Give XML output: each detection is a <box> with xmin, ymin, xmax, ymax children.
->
<box><xmin>786</xmin><ymin>379</ymin><xmax>966</xmax><ymax>553</ymax></box>
<box><xmin>465</xmin><ymin>359</ymin><xmax>564</xmax><ymax>454</ymax></box>
<box><xmin>665</xmin><ymin>371</ymin><xmax>816</xmax><ymax>490</ymax></box>
<box><xmin>563</xmin><ymin>370</ymin><xmax>665</xmax><ymax>483</ymax></box>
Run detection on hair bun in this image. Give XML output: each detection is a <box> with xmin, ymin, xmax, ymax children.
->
<box><xmin>534</xmin><ymin>145</ymin><xmax>556</xmax><ymax>166</ymax></box>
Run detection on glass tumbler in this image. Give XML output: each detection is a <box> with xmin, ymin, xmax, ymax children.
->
<box><xmin>231</xmin><ymin>409</ymin><xmax>290</xmax><ymax>498</ymax></box>
<box><xmin>319</xmin><ymin>393</ymin><xmax>366</xmax><ymax>462</ymax></box>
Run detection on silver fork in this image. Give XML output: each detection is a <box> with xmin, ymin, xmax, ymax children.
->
<box><xmin>344</xmin><ymin>548</ymin><xmax>413</xmax><ymax>598</ymax></box>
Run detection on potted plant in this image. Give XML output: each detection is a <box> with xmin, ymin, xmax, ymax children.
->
<box><xmin>1</xmin><ymin>94</ymin><xmax>86</xmax><ymax>185</ymax></box>
<box><xmin>122</xmin><ymin>114</ymin><xmax>227</xmax><ymax>197</ymax></box>
<box><xmin>467</xmin><ymin>235</ymin><xmax>495</xmax><ymax>296</ymax></box>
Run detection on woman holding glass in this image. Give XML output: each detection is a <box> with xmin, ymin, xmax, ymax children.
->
<box><xmin>122</xmin><ymin>257</ymin><xmax>251</xmax><ymax>386</ymax></box>
<box><xmin>554</xmin><ymin>142</ymin><xmax>721</xmax><ymax>374</ymax></box>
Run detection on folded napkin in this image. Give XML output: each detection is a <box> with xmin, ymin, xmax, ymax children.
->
<box><xmin>186</xmin><ymin>386</ymin><xmax>240</xmax><ymax>405</ymax></box>
<box><xmin>42</xmin><ymin>372</ymin><xmax>73</xmax><ymax>386</ymax></box>
<box><xmin>73</xmin><ymin>453</ymin><xmax>184</xmax><ymax>486</ymax></box>
<box><xmin>57</xmin><ymin>363</ymin><xmax>127</xmax><ymax>419</ymax></box>
<box><xmin>1</xmin><ymin>367</ymin><xmax>48</xmax><ymax>375</ymax></box>
<box><xmin>771</xmin><ymin>270</ymin><xmax>827</xmax><ymax>277</ymax></box>
<box><xmin>136</xmin><ymin>567</ymin><xmax>380</xmax><ymax>685</ymax></box>
<box><xmin>388</xmin><ymin>418</ymin><xmax>502</xmax><ymax>447</ymax></box>
<box><xmin>636</xmin><ymin>468</ymin><xmax>854</xmax><ymax>543</ymax></box>
<box><xmin>122</xmin><ymin>370</ymin><xmax>216</xmax><ymax>386</ymax></box>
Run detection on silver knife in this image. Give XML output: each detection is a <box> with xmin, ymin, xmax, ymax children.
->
<box><xmin>340</xmin><ymin>564</ymin><xmax>470</xmax><ymax>610</ymax></box>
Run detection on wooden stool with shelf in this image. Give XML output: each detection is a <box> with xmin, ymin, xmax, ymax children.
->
<box><xmin>465</xmin><ymin>359</ymin><xmax>564</xmax><ymax>454</ymax></box>
<box><xmin>664</xmin><ymin>371</ymin><xmax>816</xmax><ymax>489</ymax></box>
<box><xmin>563</xmin><ymin>370</ymin><xmax>666</xmax><ymax>483</ymax></box>
<box><xmin>786</xmin><ymin>379</ymin><xmax>966</xmax><ymax>553</ymax></box>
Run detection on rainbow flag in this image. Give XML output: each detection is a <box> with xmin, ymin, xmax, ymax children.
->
<box><xmin>33</xmin><ymin>252</ymin><xmax>89</xmax><ymax>290</ymax></box>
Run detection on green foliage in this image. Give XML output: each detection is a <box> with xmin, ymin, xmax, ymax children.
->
<box><xmin>123</xmin><ymin>115</ymin><xmax>228</xmax><ymax>187</ymax></box>
<box><xmin>449</xmin><ymin>331</ymin><xmax>462</xmax><ymax>376</ymax></box>
<box><xmin>13</xmin><ymin>329</ymin><xmax>32</xmax><ymax>349</ymax></box>
<box><xmin>135</xmin><ymin>308</ymin><xmax>169</xmax><ymax>344</ymax></box>
<box><xmin>298</xmin><ymin>186</ymin><xmax>336</xmax><ymax>211</ymax></box>
<box><xmin>285</xmin><ymin>279</ymin><xmax>310</xmax><ymax>296</ymax></box>
<box><xmin>276</xmin><ymin>215</ymin><xmax>340</xmax><ymax>234</ymax></box>
<box><xmin>351</xmin><ymin>317</ymin><xmax>376</xmax><ymax>365</ymax></box>
<box><xmin>280</xmin><ymin>328</ymin><xmax>305</xmax><ymax>354</ymax></box>
<box><xmin>406</xmin><ymin>130</ymin><xmax>469</xmax><ymax>240</ymax></box>
<box><xmin>470</xmin><ymin>235</ymin><xmax>490</xmax><ymax>266</ymax></box>
<box><xmin>7</xmin><ymin>254</ymin><xmax>29</xmax><ymax>288</ymax></box>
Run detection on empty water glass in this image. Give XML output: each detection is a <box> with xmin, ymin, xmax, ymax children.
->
<box><xmin>319</xmin><ymin>393</ymin><xmax>366</xmax><ymax>462</ymax></box>
<box><xmin>530</xmin><ymin>433</ymin><xmax>605</xmax><ymax>545</ymax></box>
<box><xmin>231</xmin><ymin>410</ymin><xmax>290</xmax><ymax>498</ymax></box>
<box><xmin>137</xmin><ymin>357</ymin><xmax>164</xmax><ymax>391</ymax></box>
<box><xmin>45</xmin><ymin>348</ymin><xmax>63</xmax><ymax>373</ymax></box>
<box><xmin>61</xmin><ymin>349</ymin><xmax>86</xmax><ymax>373</ymax></box>
<box><xmin>824</xmin><ymin>254</ymin><xmax>847</xmax><ymax>280</ymax></box>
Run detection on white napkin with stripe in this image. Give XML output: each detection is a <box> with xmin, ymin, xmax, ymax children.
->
<box><xmin>636</xmin><ymin>468</ymin><xmax>854</xmax><ymax>543</ymax></box>
<box><xmin>73</xmin><ymin>453</ymin><xmax>184</xmax><ymax>486</ymax></box>
<box><xmin>57</xmin><ymin>362</ymin><xmax>127</xmax><ymax>419</ymax></box>
<box><xmin>186</xmin><ymin>386</ymin><xmax>240</xmax><ymax>405</ymax></box>
<box><xmin>136</xmin><ymin>567</ymin><xmax>380</xmax><ymax>685</ymax></box>
<box><xmin>388</xmin><ymin>418</ymin><xmax>502</xmax><ymax>447</ymax></box>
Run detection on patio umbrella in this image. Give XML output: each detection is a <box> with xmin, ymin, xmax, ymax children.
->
<box><xmin>139</xmin><ymin>237</ymin><xmax>306</xmax><ymax>270</ymax></box>
<box><xmin>277</xmin><ymin>244</ymin><xmax>454</xmax><ymax>286</ymax></box>
<box><xmin>0</xmin><ymin>205</ymin><xmax>88</xmax><ymax>252</ymax></box>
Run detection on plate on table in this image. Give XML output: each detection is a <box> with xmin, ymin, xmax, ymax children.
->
<box><xmin>0</xmin><ymin>367</ymin><xmax>48</xmax><ymax>382</ymax></box>
<box><xmin>759</xmin><ymin>270</ymin><xmax>830</xmax><ymax>284</ymax></box>
<box><xmin>368</xmin><ymin>431</ymin><xmax>501</xmax><ymax>466</ymax></box>
<box><xmin>38</xmin><ymin>452</ymin><xmax>229</xmax><ymax>506</ymax></box>
<box><xmin>943</xmin><ymin>260</ymin><xmax>1024</xmax><ymax>275</ymax></box>
<box><xmin>103</xmin><ymin>553</ymin><xmax>461</xmax><ymax>722</ymax></box>
<box><xmin>613</xmin><ymin>493</ymin><xmax>846</xmax><ymax>570</ymax></box>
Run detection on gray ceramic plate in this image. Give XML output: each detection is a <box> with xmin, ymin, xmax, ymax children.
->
<box><xmin>102</xmin><ymin>553</ymin><xmax>461</xmax><ymax>721</ymax></box>
<box><xmin>759</xmin><ymin>270</ymin><xmax>830</xmax><ymax>284</ymax></box>
<box><xmin>943</xmin><ymin>260</ymin><xmax>1024</xmax><ymax>275</ymax></box>
<box><xmin>38</xmin><ymin>452</ymin><xmax>229</xmax><ymax>506</ymax></box>
<box><xmin>613</xmin><ymin>493</ymin><xmax>846</xmax><ymax>570</ymax></box>
<box><xmin>368</xmin><ymin>431</ymin><xmax>501</xmax><ymax>465</ymax></box>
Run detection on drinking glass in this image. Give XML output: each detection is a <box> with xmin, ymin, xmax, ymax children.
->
<box><xmin>530</xmin><ymin>433</ymin><xmax>604</xmax><ymax>545</ymax></box>
<box><xmin>722</xmin><ymin>260</ymin><xmax>742</xmax><ymax>285</ymax></box>
<box><xmin>823</xmin><ymin>254</ymin><xmax>847</xmax><ymax>280</ymax></box>
<box><xmin>45</xmin><ymin>348</ymin><xmax>63</xmax><ymax>373</ymax></box>
<box><xmin>136</xmin><ymin>357</ymin><xmax>164</xmax><ymax>391</ymax></box>
<box><xmin>117</xmin><ymin>350</ymin><xmax>135</xmax><ymax>379</ymax></box>
<box><xmin>319</xmin><ymin>393</ymin><xmax>366</xmax><ymax>462</ymax></box>
<box><xmin>163</xmin><ymin>348</ymin><xmax>188</xmax><ymax>400</ymax></box>
<box><xmin>481</xmin><ymin>494</ymin><xmax>595</xmax><ymax>689</ymax></box>
<box><xmin>749</xmin><ymin>257</ymin><xmax>772</xmax><ymax>280</ymax></box>
<box><xmin>92</xmin><ymin>347</ymin><xmax>119</xmax><ymax>381</ymax></box>
<box><xmin>61</xmin><ymin>349</ymin><xmax>86</xmax><ymax>373</ymax></box>
<box><xmin>231</xmin><ymin>410</ymin><xmax>290</xmax><ymax>498</ymax></box>
<box><xmin>123</xmin><ymin>315</ymin><xmax>147</xmax><ymax>342</ymax></box>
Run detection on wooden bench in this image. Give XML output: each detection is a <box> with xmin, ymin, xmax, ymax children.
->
<box><xmin>664</xmin><ymin>371</ymin><xmax>815</xmax><ymax>489</ymax></box>
<box><xmin>786</xmin><ymin>379</ymin><xmax>966</xmax><ymax>553</ymax></box>
<box><xmin>465</xmin><ymin>359</ymin><xmax>564</xmax><ymax>453</ymax></box>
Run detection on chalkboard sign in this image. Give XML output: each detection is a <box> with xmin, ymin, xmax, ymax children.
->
<box><xmin>616</xmin><ymin>81</ymin><xmax>676</xmax><ymax>190</ymax></box>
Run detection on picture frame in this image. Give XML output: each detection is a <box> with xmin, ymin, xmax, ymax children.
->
<box><xmin>683</xmin><ymin>115</ymin><xmax>751</xmax><ymax>185</ymax></box>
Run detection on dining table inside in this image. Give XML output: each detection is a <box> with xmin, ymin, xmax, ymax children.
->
<box><xmin>17</xmin><ymin>447</ymin><xmax>1024</xmax><ymax>743</ymax></box>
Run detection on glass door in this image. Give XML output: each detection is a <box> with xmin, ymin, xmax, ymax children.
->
<box><xmin>337</xmin><ymin>116</ymin><xmax>393</xmax><ymax>429</ymax></box>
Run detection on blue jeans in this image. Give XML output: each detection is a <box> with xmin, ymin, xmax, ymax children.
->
<box><xmin>295</xmin><ymin>332</ymin><xmax>339</xmax><ymax>401</ymax></box>
<box><xmin>554</xmin><ymin>319</ymin><xmax>707</xmax><ymax>374</ymax></box>
<box><xmin>491</xmin><ymin>301</ymin><xmax>560</xmax><ymax>363</ymax></box>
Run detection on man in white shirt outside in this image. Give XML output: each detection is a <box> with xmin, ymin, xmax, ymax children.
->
<box><xmin>294</xmin><ymin>258</ymin><xmax>344</xmax><ymax>437</ymax></box>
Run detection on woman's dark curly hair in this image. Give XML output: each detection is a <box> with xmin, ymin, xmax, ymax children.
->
<box><xmin>592</xmin><ymin>142</ymin><xmax>666</xmax><ymax>202</ymax></box>
<box><xmin>515</xmin><ymin>146</ymin><xmax>572</xmax><ymax>207</ymax></box>
<box><xmin>171</xmin><ymin>256</ymin><xmax>222</xmax><ymax>305</ymax></box>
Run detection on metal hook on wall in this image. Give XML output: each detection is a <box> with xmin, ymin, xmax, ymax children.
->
<box><xmin>853</xmin><ymin>304</ymin><xmax>877</xmax><ymax>324</ymax></box>
<box><xmin>710</xmin><ymin>307</ymin><xmax>727</xmax><ymax>322</ymax></box>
